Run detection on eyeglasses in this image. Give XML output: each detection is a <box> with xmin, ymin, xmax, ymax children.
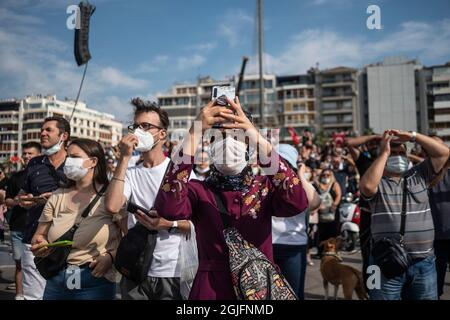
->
<box><xmin>128</xmin><ymin>122</ymin><xmax>163</xmax><ymax>132</ymax></box>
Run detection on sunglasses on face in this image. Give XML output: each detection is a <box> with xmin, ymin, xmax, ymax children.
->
<box><xmin>128</xmin><ymin>122</ymin><xmax>162</xmax><ymax>132</ymax></box>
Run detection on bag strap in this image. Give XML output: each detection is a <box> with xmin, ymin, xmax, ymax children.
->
<box><xmin>213</xmin><ymin>192</ymin><xmax>230</xmax><ymax>229</ymax></box>
<box><xmin>399</xmin><ymin>177</ymin><xmax>408</xmax><ymax>239</ymax></box>
<box><xmin>326</xmin><ymin>182</ymin><xmax>334</xmax><ymax>194</ymax></box>
<box><xmin>74</xmin><ymin>184</ymin><xmax>108</xmax><ymax>228</ymax></box>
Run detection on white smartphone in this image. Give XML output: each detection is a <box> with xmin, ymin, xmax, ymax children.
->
<box><xmin>211</xmin><ymin>86</ymin><xmax>236</xmax><ymax>106</ymax></box>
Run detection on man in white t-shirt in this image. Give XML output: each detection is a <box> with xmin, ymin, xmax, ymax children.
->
<box><xmin>105</xmin><ymin>98</ymin><xmax>196</xmax><ymax>300</ymax></box>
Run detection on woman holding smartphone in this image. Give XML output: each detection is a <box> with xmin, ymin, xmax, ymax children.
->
<box><xmin>31</xmin><ymin>139</ymin><xmax>125</xmax><ymax>300</ymax></box>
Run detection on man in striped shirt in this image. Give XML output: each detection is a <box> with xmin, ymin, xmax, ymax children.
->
<box><xmin>360</xmin><ymin>130</ymin><xmax>449</xmax><ymax>300</ymax></box>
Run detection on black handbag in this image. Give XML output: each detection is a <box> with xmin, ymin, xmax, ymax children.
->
<box><xmin>371</xmin><ymin>178</ymin><xmax>412</xmax><ymax>279</ymax></box>
<box><xmin>34</xmin><ymin>185</ymin><xmax>107</xmax><ymax>280</ymax></box>
<box><xmin>114</xmin><ymin>224</ymin><xmax>157</xmax><ymax>284</ymax></box>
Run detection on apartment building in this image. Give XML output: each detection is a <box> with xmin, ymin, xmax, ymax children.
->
<box><xmin>0</xmin><ymin>95</ymin><xmax>122</xmax><ymax>161</ymax></box>
<box><xmin>157</xmin><ymin>75</ymin><xmax>278</xmax><ymax>140</ymax></box>
<box><xmin>361</xmin><ymin>57</ymin><xmax>423</xmax><ymax>134</ymax></box>
<box><xmin>315</xmin><ymin>67</ymin><xmax>360</xmax><ymax>135</ymax></box>
<box><xmin>419</xmin><ymin>62</ymin><xmax>450</xmax><ymax>145</ymax></box>
<box><xmin>157</xmin><ymin>77</ymin><xmax>232</xmax><ymax>141</ymax></box>
<box><xmin>276</xmin><ymin>74</ymin><xmax>316</xmax><ymax>142</ymax></box>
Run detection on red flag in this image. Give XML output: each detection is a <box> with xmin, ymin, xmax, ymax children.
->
<box><xmin>287</xmin><ymin>127</ymin><xmax>300</xmax><ymax>146</ymax></box>
<box><xmin>332</xmin><ymin>132</ymin><xmax>346</xmax><ymax>147</ymax></box>
<box><xmin>10</xmin><ymin>155</ymin><xmax>20</xmax><ymax>163</ymax></box>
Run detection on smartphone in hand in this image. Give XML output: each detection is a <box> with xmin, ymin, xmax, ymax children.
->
<box><xmin>211</xmin><ymin>86</ymin><xmax>236</xmax><ymax>129</ymax></box>
<box><xmin>127</xmin><ymin>202</ymin><xmax>158</xmax><ymax>218</ymax></box>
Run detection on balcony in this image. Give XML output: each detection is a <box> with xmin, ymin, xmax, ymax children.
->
<box><xmin>434</xmin><ymin>101</ymin><xmax>450</xmax><ymax>109</ymax></box>
<box><xmin>433</xmin><ymin>87</ymin><xmax>450</xmax><ymax>95</ymax></box>
<box><xmin>435</xmin><ymin>114</ymin><xmax>450</xmax><ymax>123</ymax></box>
<box><xmin>321</xmin><ymin>81</ymin><xmax>354</xmax><ymax>88</ymax></box>
<box><xmin>436</xmin><ymin>128</ymin><xmax>450</xmax><ymax>136</ymax></box>
<box><xmin>322</xmin><ymin>108</ymin><xmax>353</xmax><ymax>115</ymax></box>
<box><xmin>322</xmin><ymin>123</ymin><xmax>354</xmax><ymax>129</ymax></box>
<box><xmin>432</xmin><ymin>74</ymin><xmax>450</xmax><ymax>83</ymax></box>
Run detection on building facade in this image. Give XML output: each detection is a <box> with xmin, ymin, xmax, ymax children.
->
<box><xmin>419</xmin><ymin>62</ymin><xmax>450</xmax><ymax>145</ymax></box>
<box><xmin>276</xmin><ymin>74</ymin><xmax>316</xmax><ymax>142</ymax></box>
<box><xmin>315</xmin><ymin>67</ymin><xmax>360</xmax><ymax>135</ymax></box>
<box><xmin>362</xmin><ymin>57</ymin><xmax>423</xmax><ymax>134</ymax></box>
<box><xmin>0</xmin><ymin>95</ymin><xmax>122</xmax><ymax>161</ymax></box>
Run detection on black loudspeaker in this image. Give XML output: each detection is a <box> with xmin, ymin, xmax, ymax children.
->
<box><xmin>74</xmin><ymin>2</ymin><xmax>96</xmax><ymax>66</ymax></box>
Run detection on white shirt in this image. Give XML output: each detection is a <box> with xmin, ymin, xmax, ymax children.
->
<box><xmin>272</xmin><ymin>210</ymin><xmax>308</xmax><ymax>246</ymax></box>
<box><xmin>123</xmin><ymin>158</ymin><xmax>182</xmax><ymax>278</ymax></box>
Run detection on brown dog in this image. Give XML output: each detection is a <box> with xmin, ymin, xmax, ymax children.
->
<box><xmin>319</xmin><ymin>238</ymin><xmax>368</xmax><ymax>300</ymax></box>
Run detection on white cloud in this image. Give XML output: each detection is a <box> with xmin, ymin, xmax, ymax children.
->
<box><xmin>177</xmin><ymin>54</ymin><xmax>206</xmax><ymax>70</ymax></box>
<box><xmin>219</xmin><ymin>10</ymin><xmax>253</xmax><ymax>47</ymax></box>
<box><xmin>246</xmin><ymin>19</ymin><xmax>450</xmax><ymax>75</ymax></box>
<box><xmin>136</xmin><ymin>55</ymin><xmax>169</xmax><ymax>74</ymax></box>
<box><xmin>99</xmin><ymin>67</ymin><xmax>148</xmax><ymax>90</ymax></box>
<box><xmin>0</xmin><ymin>7</ymin><xmax>43</xmax><ymax>25</ymax></box>
<box><xmin>0</xmin><ymin>9</ymin><xmax>150</xmax><ymax>122</ymax></box>
<box><xmin>186</xmin><ymin>42</ymin><xmax>217</xmax><ymax>52</ymax></box>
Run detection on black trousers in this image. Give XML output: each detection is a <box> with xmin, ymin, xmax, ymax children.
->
<box><xmin>120</xmin><ymin>276</ymin><xmax>182</xmax><ymax>300</ymax></box>
<box><xmin>434</xmin><ymin>239</ymin><xmax>450</xmax><ymax>298</ymax></box>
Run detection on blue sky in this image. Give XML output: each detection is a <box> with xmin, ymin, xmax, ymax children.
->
<box><xmin>1</xmin><ymin>0</ymin><xmax>449</xmax><ymax>123</ymax></box>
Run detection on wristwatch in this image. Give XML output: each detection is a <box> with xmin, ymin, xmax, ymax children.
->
<box><xmin>168</xmin><ymin>221</ymin><xmax>178</xmax><ymax>234</ymax></box>
<box><xmin>409</xmin><ymin>131</ymin><xmax>417</xmax><ymax>143</ymax></box>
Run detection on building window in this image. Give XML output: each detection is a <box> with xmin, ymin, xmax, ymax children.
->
<box><xmin>343</xmin><ymin>101</ymin><xmax>352</xmax><ymax>109</ymax></box>
<box><xmin>293</xmin><ymin>104</ymin><xmax>306</xmax><ymax>112</ymax></box>
<box><xmin>323</xmin><ymin>102</ymin><xmax>337</xmax><ymax>110</ymax></box>
<box><xmin>323</xmin><ymin>115</ymin><xmax>338</xmax><ymax>124</ymax></box>
<box><xmin>342</xmin><ymin>114</ymin><xmax>353</xmax><ymax>123</ymax></box>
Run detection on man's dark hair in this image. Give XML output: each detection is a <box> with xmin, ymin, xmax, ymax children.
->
<box><xmin>22</xmin><ymin>141</ymin><xmax>42</xmax><ymax>152</ymax></box>
<box><xmin>131</xmin><ymin>97</ymin><xmax>169</xmax><ymax>130</ymax></box>
<box><xmin>43</xmin><ymin>116</ymin><xmax>71</xmax><ymax>141</ymax></box>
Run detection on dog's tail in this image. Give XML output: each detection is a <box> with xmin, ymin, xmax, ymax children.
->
<box><xmin>352</xmin><ymin>269</ymin><xmax>369</xmax><ymax>300</ymax></box>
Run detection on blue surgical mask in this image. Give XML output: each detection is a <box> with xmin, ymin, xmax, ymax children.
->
<box><xmin>42</xmin><ymin>136</ymin><xmax>64</xmax><ymax>156</ymax></box>
<box><xmin>386</xmin><ymin>156</ymin><xmax>409</xmax><ymax>174</ymax></box>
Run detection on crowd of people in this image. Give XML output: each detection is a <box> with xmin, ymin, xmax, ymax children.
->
<box><xmin>0</xmin><ymin>95</ymin><xmax>449</xmax><ymax>300</ymax></box>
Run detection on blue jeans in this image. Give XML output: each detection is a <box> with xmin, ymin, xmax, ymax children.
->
<box><xmin>273</xmin><ymin>244</ymin><xmax>307</xmax><ymax>299</ymax></box>
<box><xmin>10</xmin><ymin>231</ymin><xmax>24</xmax><ymax>261</ymax></box>
<box><xmin>44</xmin><ymin>265</ymin><xmax>116</xmax><ymax>300</ymax></box>
<box><xmin>368</xmin><ymin>255</ymin><xmax>438</xmax><ymax>300</ymax></box>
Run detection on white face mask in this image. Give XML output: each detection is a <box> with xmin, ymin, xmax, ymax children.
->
<box><xmin>321</xmin><ymin>177</ymin><xmax>331</xmax><ymax>185</ymax></box>
<box><xmin>210</xmin><ymin>136</ymin><xmax>248</xmax><ymax>176</ymax></box>
<box><xmin>64</xmin><ymin>157</ymin><xmax>90</xmax><ymax>181</ymax></box>
<box><xmin>195</xmin><ymin>166</ymin><xmax>210</xmax><ymax>174</ymax></box>
<box><xmin>134</xmin><ymin>128</ymin><xmax>159</xmax><ymax>153</ymax></box>
<box><xmin>386</xmin><ymin>155</ymin><xmax>409</xmax><ymax>174</ymax></box>
<box><xmin>304</xmin><ymin>172</ymin><xmax>312</xmax><ymax>181</ymax></box>
<box><xmin>42</xmin><ymin>136</ymin><xmax>64</xmax><ymax>156</ymax></box>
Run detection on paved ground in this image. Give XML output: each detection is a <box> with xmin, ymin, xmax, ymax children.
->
<box><xmin>304</xmin><ymin>248</ymin><xmax>450</xmax><ymax>300</ymax></box>
<box><xmin>0</xmin><ymin>231</ymin><xmax>448</xmax><ymax>300</ymax></box>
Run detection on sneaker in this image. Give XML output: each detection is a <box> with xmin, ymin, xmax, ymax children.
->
<box><xmin>307</xmin><ymin>260</ymin><xmax>315</xmax><ymax>266</ymax></box>
<box><xmin>14</xmin><ymin>295</ymin><xmax>25</xmax><ymax>300</ymax></box>
<box><xmin>6</xmin><ymin>283</ymin><xmax>16</xmax><ymax>290</ymax></box>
